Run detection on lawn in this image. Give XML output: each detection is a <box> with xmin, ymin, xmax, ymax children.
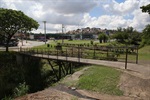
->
<box><xmin>77</xmin><ymin>65</ymin><xmax>123</xmax><ymax>96</ymax></box>
<box><xmin>138</xmin><ymin>45</ymin><xmax>150</xmax><ymax>60</ymax></box>
<box><xmin>51</xmin><ymin>39</ymin><xmax>94</xmax><ymax>44</ymax></box>
<box><xmin>33</xmin><ymin>39</ymin><xmax>108</xmax><ymax>48</ymax></box>
<box><xmin>32</xmin><ymin>40</ymin><xmax>150</xmax><ymax>63</ymax></box>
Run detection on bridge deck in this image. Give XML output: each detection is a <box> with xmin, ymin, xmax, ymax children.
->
<box><xmin>21</xmin><ymin>53</ymin><xmax>150</xmax><ymax>79</ymax></box>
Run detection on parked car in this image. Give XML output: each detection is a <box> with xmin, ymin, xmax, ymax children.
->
<box><xmin>3</xmin><ymin>39</ymin><xmax>19</xmax><ymax>47</ymax></box>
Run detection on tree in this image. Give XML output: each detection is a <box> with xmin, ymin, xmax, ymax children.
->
<box><xmin>112</xmin><ymin>31</ymin><xmax>128</xmax><ymax>43</ymax></box>
<box><xmin>0</xmin><ymin>8</ymin><xmax>39</xmax><ymax>52</ymax></box>
<box><xmin>142</xmin><ymin>24</ymin><xmax>150</xmax><ymax>45</ymax></box>
<box><xmin>140</xmin><ymin>4</ymin><xmax>150</xmax><ymax>46</ymax></box>
<box><xmin>117</xmin><ymin>27</ymin><xmax>122</xmax><ymax>32</ymax></box>
<box><xmin>98</xmin><ymin>32</ymin><xmax>108</xmax><ymax>43</ymax></box>
<box><xmin>140</xmin><ymin>4</ymin><xmax>150</xmax><ymax>14</ymax></box>
<box><xmin>112</xmin><ymin>27</ymin><xmax>141</xmax><ymax>45</ymax></box>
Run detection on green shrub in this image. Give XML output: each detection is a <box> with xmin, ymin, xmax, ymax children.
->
<box><xmin>1</xmin><ymin>96</ymin><xmax>13</xmax><ymax>100</ymax></box>
<box><xmin>13</xmin><ymin>82</ymin><xmax>29</xmax><ymax>97</ymax></box>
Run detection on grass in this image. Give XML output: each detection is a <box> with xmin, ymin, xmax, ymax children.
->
<box><xmin>77</xmin><ymin>65</ymin><xmax>123</xmax><ymax>96</ymax></box>
<box><xmin>138</xmin><ymin>45</ymin><xmax>150</xmax><ymax>60</ymax></box>
<box><xmin>52</xmin><ymin>39</ymin><xmax>93</xmax><ymax>44</ymax></box>
<box><xmin>33</xmin><ymin>40</ymin><xmax>108</xmax><ymax>48</ymax></box>
<box><xmin>32</xmin><ymin>40</ymin><xmax>150</xmax><ymax>63</ymax></box>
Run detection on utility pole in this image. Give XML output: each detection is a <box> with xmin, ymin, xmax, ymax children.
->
<box><xmin>43</xmin><ymin>21</ymin><xmax>46</xmax><ymax>44</ymax></box>
<box><xmin>62</xmin><ymin>24</ymin><xmax>64</xmax><ymax>34</ymax></box>
<box><xmin>62</xmin><ymin>24</ymin><xmax>64</xmax><ymax>44</ymax></box>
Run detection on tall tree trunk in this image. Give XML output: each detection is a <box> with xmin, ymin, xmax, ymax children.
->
<box><xmin>99</xmin><ymin>39</ymin><xmax>102</xmax><ymax>43</ymax></box>
<box><xmin>5</xmin><ymin>42</ymin><xmax>9</xmax><ymax>52</ymax></box>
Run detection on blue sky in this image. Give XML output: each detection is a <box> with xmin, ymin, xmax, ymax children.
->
<box><xmin>0</xmin><ymin>0</ymin><xmax>150</xmax><ymax>32</ymax></box>
<box><xmin>116</xmin><ymin>0</ymin><xmax>125</xmax><ymax>3</ymax></box>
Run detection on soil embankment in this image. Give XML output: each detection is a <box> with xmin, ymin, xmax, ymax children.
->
<box><xmin>16</xmin><ymin>66</ymin><xmax>150</xmax><ymax>100</ymax></box>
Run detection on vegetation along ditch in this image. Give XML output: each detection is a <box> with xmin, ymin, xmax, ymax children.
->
<box><xmin>0</xmin><ymin>51</ymin><xmax>85</xmax><ymax>99</ymax></box>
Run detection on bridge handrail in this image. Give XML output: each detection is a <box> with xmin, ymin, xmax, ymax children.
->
<box><xmin>19</xmin><ymin>45</ymin><xmax>139</xmax><ymax>69</ymax></box>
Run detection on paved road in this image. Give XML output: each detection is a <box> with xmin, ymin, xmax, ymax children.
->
<box><xmin>0</xmin><ymin>40</ymin><xmax>48</xmax><ymax>51</ymax></box>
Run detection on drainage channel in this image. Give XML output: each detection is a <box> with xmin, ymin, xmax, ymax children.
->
<box><xmin>53</xmin><ymin>84</ymin><xmax>100</xmax><ymax>100</ymax></box>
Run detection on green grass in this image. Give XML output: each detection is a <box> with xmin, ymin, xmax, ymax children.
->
<box><xmin>77</xmin><ymin>65</ymin><xmax>123</xmax><ymax>96</ymax></box>
<box><xmin>52</xmin><ymin>39</ymin><xmax>93</xmax><ymax>44</ymax></box>
<box><xmin>33</xmin><ymin>40</ymin><xmax>108</xmax><ymax>48</ymax></box>
<box><xmin>138</xmin><ymin>45</ymin><xmax>150</xmax><ymax>60</ymax></box>
<box><xmin>31</xmin><ymin>40</ymin><xmax>150</xmax><ymax>63</ymax></box>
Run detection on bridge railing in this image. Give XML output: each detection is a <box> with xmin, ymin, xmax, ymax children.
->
<box><xmin>19</xmin><ymin>45</ymin><xmax>139</xmax><ymax>69</ymax></box>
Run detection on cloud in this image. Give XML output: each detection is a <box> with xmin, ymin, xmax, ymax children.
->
<box><xmin>81</xmin><ymin>13</ymin><xmax>132</xmax><ymax>30</ymax></box>
<box><xmin>0</xmin><ymin>0</ymin><xmax>150</xmax><ymax>33</ymax></box>
<box><xmin>130</xmin><ymin>9</ymin><xmax>150</xmax><ymax>31</ymax></box>
<box><xmin>41</xmin><ymin>0</ymin><xmax>97</xmax><ymax>14</ymax></box>
<box><xmin>0</xmin><ymin>0</ymin><xmax>18</xmax><ymax>10</ymax></box>
<box><xmin>103</xmin><ymin>0</ymin><xmax>139</xmax><ymax>16</ymax></box>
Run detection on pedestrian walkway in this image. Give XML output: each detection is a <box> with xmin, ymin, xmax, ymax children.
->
<box><xmin>21</xmin><ymin>53</ymin><xmax>150</xmax><ymax>79</ymax></box>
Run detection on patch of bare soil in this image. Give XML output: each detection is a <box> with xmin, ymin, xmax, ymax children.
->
<box><xmin>118</xmin><ymin>72</ymin><xmax>150</xmax><ymax>100</ymax></box>
<box><xmin>15</xmin><ymin>66</ymin><xmax>150</xmax><ymax>100</ymax></box>
<box><xmin>15</xmin><ymin>88</ymin><xmax>86</xmax><ymax>100</ymax></box>
<box><xmin>138</xmin><ymin>60</ymin><xmax>150</xmax><ymax>67</ymax></box>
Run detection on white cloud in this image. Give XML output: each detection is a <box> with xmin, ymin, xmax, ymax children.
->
<box><xmin>100</xmin><ymin>0</ymin><xmax>150</xmax><ymax>31</ymax></box>
<box><xmin>41</xmin><ymin>0</ymin><xmax>97</xmax><ymax>14</ymax></box>
<box><xmin>0</xmin><ymin>0</ymin><xmax>150</xmax><ymax>33</ymax></box>
<box><xmin>0</xmin><ymin>0</ymin><xmax>17</xmax><ymax>10</ymax></box>
<box><xmin>81</xmin><ymin>14</ymin><xmax>132</xmax><ymax>30</ymax></box>
<box><xmin>103</xmin><ymin>0</ymin><xmax>139</xmax><ymax>16</ymax></box>
<box><xmin>130</xmin><ymin>9</ymin><xmax>150</xmax><ymax>31</ymax></box>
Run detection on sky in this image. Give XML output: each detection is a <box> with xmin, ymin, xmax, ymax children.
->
<box><xmin>0</xmin><ymin>0</ymin><xmax>150</xmax><ymax>33</ymax></box>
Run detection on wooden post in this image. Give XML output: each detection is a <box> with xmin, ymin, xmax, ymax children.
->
<box><xmin>48</xmin><ymin>49</ymin><xmax>49</xmax><ymax>58</ymax></box>
<box><xmin>72</xmin><ymin>47</ymin><xmax>73</xmax><ymax>57</ymax></box>
<box><xmin>136</xmin><ymin>46</ymin><xmax>138</xmax><ymax>64</ymax></box>
<box><xmin>125</xmin><ymin>47</ymin><xmax>128</xmax><ymax>69</ymax></box>
<box><xmin>37</xmin><ymin>49</ymin><xmax>38</xmax><ymax>56</ymax></box>
<box><xmin>66</xmin><ymin>49</ymin><xmax>67</xmax><ymax>61</ymax></box>
<box><xmin>78</xmin><ymin>45</ymin><xmax>80</xmax><ymax>62</ymax></box>
<box><xmin>107</xmin><ymin>48</ymin><xmax>109</xmax><ymax>58</ymax></box>
<box><xmin>57</xmin><ymin>49</ymin><xmax>58</xmax><ymax>59</ymax></box>
<box><xmin>80</xmin><ymin>47</ymin><xmax>82</xmax><ymax>58</ymax></box>
<box><xmin>20</xmin><ymin>47</ymin><xmax>22</xmax><ymax>52</ymax></box>
<box><xmin>93</xmin><ymin>46</ymin><xmax>95</xmax><ymax>59</ymax></box>
<box><xmin>42</xmin><ymin>49</ymin><xmax>43</xmax><ymax>58</ymax></box>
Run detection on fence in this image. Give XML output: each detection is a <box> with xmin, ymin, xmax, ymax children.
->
<box><xmin>19</xmin><ymin>45</ymin><xmax>138</xmax><ymax>69</ymax></box>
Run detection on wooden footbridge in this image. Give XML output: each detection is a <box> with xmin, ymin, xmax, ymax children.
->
<box><xmin>17</xmin><ymin>45</ymin><xmax>139</xmax><ymax>80</ymax></box>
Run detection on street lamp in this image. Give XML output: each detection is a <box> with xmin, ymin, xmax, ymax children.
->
<box><xmin>43</xmin><ymin>21</ymin><xmax>46</xmax><ymax>44</ymax></box>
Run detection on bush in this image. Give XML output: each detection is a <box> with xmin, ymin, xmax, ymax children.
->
<box><xmin>141</xmin><ymin>24</ymin><xmax>150</xmax><ymax>46</ymax></box>
<box><xmin>1</xmin><ymin>96</ymin><xmax>13</xmax><ymax>100</ymax></box>
<box><xmin>13</xmin><ymin>82</ymin><xmax>29</xmax><ymax>97</ymax></box>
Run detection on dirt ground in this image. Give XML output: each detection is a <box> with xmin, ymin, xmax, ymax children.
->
<box><xmin>15</xmin><ymin>66</ymin><xmax>150</xmax><ymax>100</ymax></box>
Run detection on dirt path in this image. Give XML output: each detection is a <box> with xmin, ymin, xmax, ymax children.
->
<box><xmin>15</xmin><ymin>63</ymin><xmax>150</xmax><ymax>100</ymax></box>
